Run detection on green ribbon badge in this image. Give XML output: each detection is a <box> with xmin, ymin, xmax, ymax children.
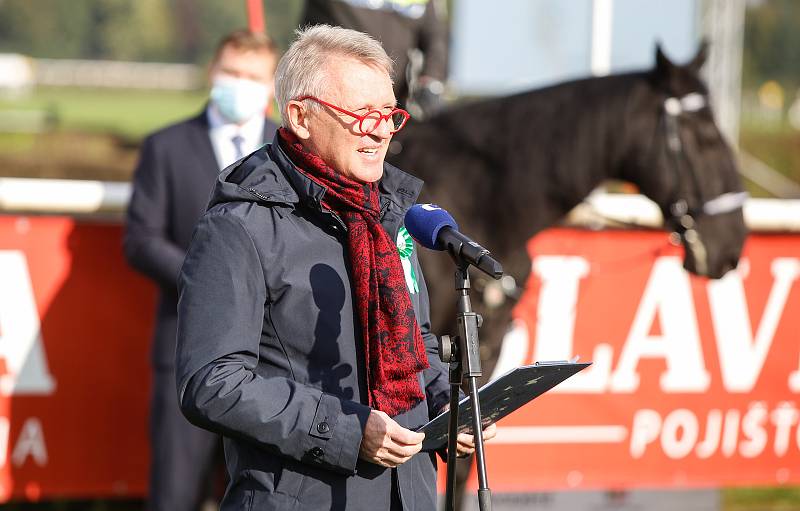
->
<box><xmin>396</xmin><ymin>226</ymin><xmax>419</xmax><ymax>294</ymax></box>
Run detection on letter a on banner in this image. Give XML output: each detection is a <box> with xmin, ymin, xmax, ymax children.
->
<box><xmin>0</xmin><ymin>251</ymin><xmax>56</xmax><ymax>396</ymax></box>
<box><xmin>610</xmin><ymin>257</ymin><xmax>710</xmax><ymax>393</ymax></box>
<box><xmin>708</xmin><ymin>258</ymin><xmax>800</xmax><ymax>393</ymax></box>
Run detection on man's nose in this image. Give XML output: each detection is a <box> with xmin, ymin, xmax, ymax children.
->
<box><xmin>370</xmin><ymin>116</ymin><xmax>393</xmax><ymax>139</ymax></box>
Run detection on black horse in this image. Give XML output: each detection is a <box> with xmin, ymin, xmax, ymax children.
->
<box><xmin>389</xmin><ymin>42</ymin><xmax>747</xmax><ymax>509</ymax></box>
<box><xmin>390</xmin><ymin>42</ymin><xmax>746</xmax><ymax>391</ymax></box>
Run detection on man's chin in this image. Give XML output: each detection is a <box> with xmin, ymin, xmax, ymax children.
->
<box><xmin>356</xmin><ymin>164</ymin><xmax>385</xmax><ymax>183</ymax></box>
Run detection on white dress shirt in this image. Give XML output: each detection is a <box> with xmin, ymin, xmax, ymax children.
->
<box><xmin>207</xmin><ymin>104</ymin><xmax>266</xmax><ymax>170</ymax></box>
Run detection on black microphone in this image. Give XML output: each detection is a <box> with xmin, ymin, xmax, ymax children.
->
<box><xmin>404</xmin><ymin>204</ymin><xmax>503</xmax><ymax>279</ymax></box>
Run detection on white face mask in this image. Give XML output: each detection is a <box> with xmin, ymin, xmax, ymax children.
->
<box><xmin>210</xmin><ymin>75</ymin><xmax>269</xmax><ymax>124</ymax></box>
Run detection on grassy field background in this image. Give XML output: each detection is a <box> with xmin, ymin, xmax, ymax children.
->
<box><xmin>0</xmin><ymin>86</ymin><xmax>208</xmax><ymax>139</ymax></box>
<box><xmin>0</xmin><ymin>87</ymin><xmax>208</xmax><ymax>181</ymax></box>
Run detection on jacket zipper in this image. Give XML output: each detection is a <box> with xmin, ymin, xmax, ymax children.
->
<box><xmin>313</xmin><ymin>197</ymin><xmax>348</xmax><ymax>233</ymax></box>
<box><xmin>380</xmin><ymin>198</ymin><xmax>390</xmax><ymax>219</ymax></box>
<box><xmin>247</xmin><ymin>187</ymin><xmax>273</xmax><ymax>203</ymax></box>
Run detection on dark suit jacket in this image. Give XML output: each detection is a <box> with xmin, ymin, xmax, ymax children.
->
<box><xmin>176</xmin><ymin>138</ymin><xmax>449</xmax><ymax>510</ymax></box>
<box><xmin>124</xmin><ymin>110</ymin><xmax>278</xmax><ymax>368</ymax></box>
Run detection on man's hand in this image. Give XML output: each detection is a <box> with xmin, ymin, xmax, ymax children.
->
<box><xmin>455</xmin><ymin>422</ymin><xmax>497</xmax><ymax>458</ymax></box>
<box><xmin>359</xmin><ymin>410</ymin><xmax>425</xmax><ymax>468</ymax></box>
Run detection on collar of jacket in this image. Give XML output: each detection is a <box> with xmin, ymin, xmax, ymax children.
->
<box><xmin>213</xmin><ymin>131</ymin><xmax>424</xmax><ymax>224</ymax></box>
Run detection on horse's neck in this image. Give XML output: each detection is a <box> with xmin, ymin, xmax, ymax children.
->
<box><xmin>536</xmin><ymin>76</ymin><xmax>633</xmax><ymax>210</ymax></box>
<box><xmin>472</xmin><ymin>75</ymin><xmax>636</xmax><ymax>237</ymax></box>
<box><xmin>395</xmin><ymin>74</ymin><xmax>638</xmax><ymax>246</ymax></box>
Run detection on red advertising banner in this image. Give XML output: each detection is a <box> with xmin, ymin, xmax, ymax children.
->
<box><xmin>0</xmin><ymin>216</ymin><xmax>154</xmax><ymax>501</ymax></box>
<box><xmin>467</xmin><ymin>228</ymin><xmax>800</xmax><ymax>491</ymax></box>
<box><xmin>1</xmin><ymin>217</ymin><xmax>799</xmax><ymax>500</ymax></box>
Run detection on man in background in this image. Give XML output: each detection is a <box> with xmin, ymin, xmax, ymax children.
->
<box><xmin>124</xmin><ymin>29</ymin><xmax>278</xmax><ymax>511</ymax></box>
<box><xmin>301</xmin><ymin>0</ymin><xmax>449</xmax><ymax>118</ymax></box>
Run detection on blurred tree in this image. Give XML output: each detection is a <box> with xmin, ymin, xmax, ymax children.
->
<box><xmin>0</xmin><ymin>0</ymin><xmax>302</xmax><ymax>64</ymax></box>
<box><xmin>95</xmin><ymin>0</ymin><xmax>177</xmax><ymax>61</ymax></box>
<box><xmin>263</xmin><ymin>0</ymin><xmax>304</xmax><ymax>51</ymax></box>
<box><xmin>742</xmin><ymin>0</ymin><xmax>800</xmax><ymax>92</ymax></box>
<box><xmin>177</xmin><ymin>0</ymin><xmax>246</xmax><ymax>64</ymax></box>
<box><xmin>173</xmin><ymin>0</ymin><xmax>203</xmax><ymax>61</ymax></box>
<box><xmin>0</xmin><ymin>0</ymin><xmax>93</xmax><ymax>58</ymax></box>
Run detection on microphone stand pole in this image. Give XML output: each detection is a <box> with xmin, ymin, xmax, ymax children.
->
<box><xmin>442</xmin><ymin>263</ymin><xmax>492</xmax><ymax>511</ymax></box>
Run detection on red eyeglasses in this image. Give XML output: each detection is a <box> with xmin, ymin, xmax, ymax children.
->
<box><xmin>296</xmin><ymin>95</ymin><xmax>410</xmax><ymax>135</ymax></box>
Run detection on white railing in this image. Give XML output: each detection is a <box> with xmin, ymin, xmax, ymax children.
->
<box><xmin>1</xmin><ymin>177</ymin><xmax>799</xmax><ymax>232</ymax></box>
<box><xmin>35</xmin><ymin>58</ymin><xmax>201</xmax><ymax>90</ymax></box>
<box><xmin>0</xmin><ymin>178</ymin><xmax>131</xmax><ymax>215</ymax></box>
<box><xmin>567</xmin><ymin>191</ymin><xmax>800</xmax><ymax>232</ymax></box>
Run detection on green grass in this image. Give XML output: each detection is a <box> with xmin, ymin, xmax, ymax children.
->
<box><xmin>0</xmin><ymin>86</ymin><xmax>208</xmax><ymax>140</ymax></box>
<box><xmin>740</xmin><ymin>116</ymin><xmax>800</xmax><ymax>179</ymax></box>
<box><xmin>724</xmin><ymin>486</ymin><xmax>800</xmax><ymax>511</ymax></box>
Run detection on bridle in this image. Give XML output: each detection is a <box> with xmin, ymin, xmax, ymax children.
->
<box><xmin>476</xmin><ymin>91</ymin><xmax>750</xmax><ymax>308</ymax></box>
<box><xmin>659</xmin><ymin>91</ymin><xmax>747</xmax><ymax>276</ymax></box>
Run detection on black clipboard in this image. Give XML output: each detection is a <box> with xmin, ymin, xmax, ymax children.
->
<box><xmin>417</xmin><ymin>361</ymin><xmax>590</xmax><ymax>451</ymax></box>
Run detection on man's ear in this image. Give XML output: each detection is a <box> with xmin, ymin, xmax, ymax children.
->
<box><xmin>287</xmin><ymin>101</ymin><xmax>311</xmax><ymax>139</ymax></box>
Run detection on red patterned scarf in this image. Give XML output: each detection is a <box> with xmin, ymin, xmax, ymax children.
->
<box><xmin>279</xmin><ymin>128</ymin><xmax>429</xmax><ymax>416</ymax></box>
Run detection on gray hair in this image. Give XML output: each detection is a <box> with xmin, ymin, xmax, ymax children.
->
<box><xmin>274</xmin><ymin>24</ymin><xmax>394</xmax><ymax>127</ymax></box>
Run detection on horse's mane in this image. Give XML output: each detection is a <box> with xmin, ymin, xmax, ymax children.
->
<box><xmin>422</xmin><ymin>71</ymin><xmax>648</xmax><ymax>145</ymax></box>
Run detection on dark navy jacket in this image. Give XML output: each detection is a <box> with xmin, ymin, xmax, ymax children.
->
<box><xmin>175</xmin><ymin>134</ymin><xmax>450</xmax><ymax>510</ymax></box>
<box><xmin>124</xmin><ymin>111</ymin><xmax>277</xmax><ymax>368</ymax></box>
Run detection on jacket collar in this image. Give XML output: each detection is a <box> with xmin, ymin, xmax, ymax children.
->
<box><xmin>211</xmin><ymin>131</ymin><xmax>424</xmax><ymax>216</ymax></box>
<box><xmin>264</xmin><ymin>131</ymin><xmax>423</xmax><ymax>212</ymax></box>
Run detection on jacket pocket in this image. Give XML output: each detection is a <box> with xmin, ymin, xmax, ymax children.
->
<box><xmin>249</xmin><ymin>489</ymin><xmax>300</xmax><ymax>511</ymax></box>
<box><xmin>274</xmin><ymin>458</ymin><xmax>307</xmax><ymax>501</ymax></box>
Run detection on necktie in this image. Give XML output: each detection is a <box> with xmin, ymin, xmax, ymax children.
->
<box><xmin>232</xmin><ymin>134</ymin><xmax>245</xmax><ymax>160</ymax></box>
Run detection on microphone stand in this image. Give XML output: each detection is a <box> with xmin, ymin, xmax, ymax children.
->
<box><xmin>440</xmin><ymin>262</ymin><xmax>493</xmax><ymax>511</ymax></box>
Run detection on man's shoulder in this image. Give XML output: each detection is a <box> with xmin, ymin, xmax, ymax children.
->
<box><xmin>207</xmin><ymin>144</ymin><xmax>299</xmax><ymax>215</ymax></box>
<box><xmin>223</xmin><ymin>145</ymin><xmax>292</xmax><ymax>193</ymax></box>
<box><xmin>144</xmin><ymin>112</ymin><xmax>206</xmax><ymax>145</ymax></box>
<box><xmin>199</xmin><ymin>183</ymin><xmax>286</xmax><ymax>247</ymax></box>
<box><xmin>380</xmin><ymin>162</ymin><xmax>423</xmax><ymax>208</ymax></box>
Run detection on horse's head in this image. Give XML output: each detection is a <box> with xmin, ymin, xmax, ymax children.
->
<box><xmin>620</xmin><ymin>43</ymin><xmax>747</xmax><ymax>279</ymax></box>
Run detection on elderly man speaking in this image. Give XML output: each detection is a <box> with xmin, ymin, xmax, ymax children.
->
<box><xmin>175</xmin><ymin>25</ymin><xmax>493</xmax><ymax>510</ymax></box>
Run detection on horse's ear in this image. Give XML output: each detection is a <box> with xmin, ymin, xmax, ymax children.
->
<box><xmin>687</xmin><ymin>39</ymin><xmax>710</xmax><ymax>73</ymax></box>
<box><xmin>654</xmin><ymin>42</ymin><xmax>675</xmax><ymax>77</ymax></box>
